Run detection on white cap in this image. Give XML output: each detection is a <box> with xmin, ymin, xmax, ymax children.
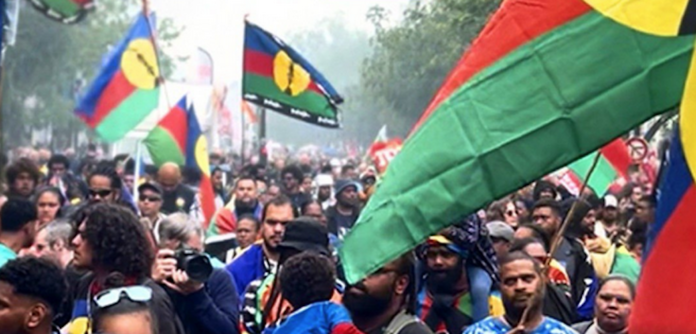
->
<box><xmin>315</xmin><ymin>174</ymin><xmax>334</xmax><ymax>187</ymax></box>
<box><xmin>604</xmin><ymin>195</ymin><xmax>618</xmax><ymax>208</ymax></box>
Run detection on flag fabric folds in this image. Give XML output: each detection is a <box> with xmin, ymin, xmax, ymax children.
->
<box><xmin>75</xmin><ymin>13</ymin><xmax>160</xmax><ymax>142</ymax></box>
<box><xmin>630</xmin><ymin>127</ymin><xmax>696</xmax><ymax>334</ymax></box>
<box><xmin>243</xmin><ymin>21</ymin><xmax>343</xmax><ymax>128</ymax></box>
<box><xmin>567</xmin><ymin>138</ymin><xmax>632</xmax><ymax>195</ymax></box>
<box><xmin>338</xmin><ymin>0</ymin><xmax>695</xmax><ymax>284</ymax></box>
<box><xmin>27</xmin><ymin>0</ymin><xmax>94</xmax><ymax>24</ymax></box>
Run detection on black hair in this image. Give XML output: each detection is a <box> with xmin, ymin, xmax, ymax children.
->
<box><xmin>279</xmin><ymin>252</ymin><xmax>336</xmax><ymax>309</ymax></box>
<box><xmin>0</xmin><ymin>257</ymin><xmax>67</xmax><ymax>314</ymax></box>
<box><xmin>598</xmin><ymin>275</ymin><xmax>636</xmax><ymax>299</ymax></box>
<box><xmin>515</xmin><ymin>223</ymin><xmax>551</xmax><ymax>251</ymax></box>
<box><xmin>509</xmin><ymin>237</ymin><xmax>546</xmax><ymax>254</ymax></box>
<box><xmin>235</xmin><ymin>175</ymin><xmax>257</xmax><ymax>188</ymax></box>
<box><xmin>499</xmin><ymin>251</ymin><xmax>543</xmax><ymax>275</ymax></box>
<box><xmin>123</xmin><ymin>158</ymin><xmax>136</xmax><ymax>175</ymax></box>
<box><xmin>88</xmin><ymin>162</ymin><xmax>122</xmax><ymax>190</ymax></box>
<box><xmin>639</xmin><ymin>194</ymin><xmax>657</xmax><ymax>208</ymax></box>
<box><xmin>532</xmin><ymin>199</ymin><xmax>562</xmax><ymax>218</ymax></box>
<box><xmin>5</xmin><ymin>158</ymin><xmax>41</xmax><ymax>185</ymax></box>
<box><xmin>261</xmin><ymin>195</ymin><xmax>294</xmax><ymax>222</ymax></box>
<box><xmin>627</xmin><ymin>229</ymin><xmax>646</xmax><ymax>251</ymax></box>
<box><xmin>237</xmin><ymin>214</ymin><xmax>261</xmax><ymax>231</ymax></box>
<box><xmin>34</xmin><ymin>186</ymin><xmax>67</xmax><ymax>208</ymax></box>
<box><xmin>48</xmin><ymin>154</ymin><xmax>70</xmax><ymax>170</ymax></box>
<box><xmin>281</xmin><ymin>164</ymin><xmax>304</xmax><ymax>182</ymax></box>
<box><xmin>92</xmin><ymin>272</ymin><xmax>156</xmax><ymax>333</ymax></box>
<box><xmin>341</xmin><ymin>164</ymin><xmax>355</xmax><ymax>175</ymax></box>
<box><xmin>0</xmin><ymin>198</ymin><xmax>38</xmax><ymax>232</ymax></box>
<box><xmin>79</xmin><ymin>159</ymin><xmax>97</xmax><ymax>175</ymax></box>
<box><xmin>392</xmin><ymin>251</ymin><xmax>418</xmax><ymax>315</ymax></box>
<box><xmin>300</xmin><ymin>200</ymin><xmax>323</xmax><ymax>215</ymax></box>
<box><xmin>113</xmin><ymin>154</ymin><xmax>130</xmax><ymax>165</ymax></box>
<box><xmin>81</xmin><ymin>203</ymin><xmax>154</xmax><ymax>278</ymax></box>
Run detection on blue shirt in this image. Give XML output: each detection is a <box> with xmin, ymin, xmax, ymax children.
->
<box><xmin>0</xmin><ymin>243</ymin><xmax>17</xmax><ymax>268</ymax></box>
<box><xmin>463</xmin><ymin>316</ymin><xmax>577</xmax><ymax>334</ymax></box>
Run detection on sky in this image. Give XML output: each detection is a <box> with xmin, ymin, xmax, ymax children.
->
<box><xmin>151</xmin><ymin>0</ymin><xmax>411</xmax><ymax>84</ymax></box>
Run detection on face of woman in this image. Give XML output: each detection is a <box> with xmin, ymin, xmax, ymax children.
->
<box><xmin>96</xmin><ymin>312</ymin><xmax>153</xmax><ymax>334</ymax></box>
<box><xmin>36</xmin><ymin>192</ymin><xmax>61</xmax><ymax>225</ymax></box>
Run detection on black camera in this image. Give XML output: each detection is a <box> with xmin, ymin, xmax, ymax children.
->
<box><xmin>174</xmin><ymin>248</ymin><xmax>213</xmax><ymax>282</ymax></box>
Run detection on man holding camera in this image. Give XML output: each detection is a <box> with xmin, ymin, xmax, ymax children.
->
<box><xmin>153</xmin><ymin>213</ymin><xmax>240</xmax><ymax>334</ymax></box>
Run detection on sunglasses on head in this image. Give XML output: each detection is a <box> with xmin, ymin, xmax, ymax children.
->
<box><xmin>93</xmin><ymin>286</ymin><xmax>152</xmax><ymax>309</ymax></box>
<box><xmin>139</xmin><ymin>195</ymin><xmax>161</xmax><ymax>202</ymax></box>
<box><xmin>89</xmin><ymin>189</ymin><xmax>113</xmax><ymax>198</ymax></box>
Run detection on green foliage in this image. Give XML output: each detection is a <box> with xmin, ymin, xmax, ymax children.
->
<box><xmin>360</xmin><ymin>0</ymin><xmax>501</xmax><ymax>137</ymax></box>
<box><xmin>1</xmin><ymin>0</ymin><xmax>181</xmax><ymax>148</ymax></box>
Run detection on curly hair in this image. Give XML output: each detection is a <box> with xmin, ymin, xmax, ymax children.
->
<box><xmin>5</xmin><ymin>157</ymin><xmax>41</xmax><ymax>185</ymax></box>
<box><xmin>279</xmin><ymin>252</ymin><xmax>335</xmax><ymax>309</ymax></box>
<box><xmin>88</xmin><ymin>162</ymin><xmax>122</xmax><ymax>190</ymax></box>
<box><xmin>0</xmin><ymin>257</ymin><xmax>67</xmax><ymax>314</ymax></box>
<box><xmin>82</xmin><ymin>203</ymin><xmax>153</xmax><ymax>278</ymax></box>
<box><xmin>281</xmin><ymin>164</ymin><xmax>304</xmax><ymax>182</ymax></box>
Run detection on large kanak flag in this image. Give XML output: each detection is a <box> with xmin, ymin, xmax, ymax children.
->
<box><xmin>339</xmin><ymin>0</ymin><xmax>695</xmax><ymax>284</ymax></box>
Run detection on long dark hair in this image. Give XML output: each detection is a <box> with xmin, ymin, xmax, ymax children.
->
<box><xmin>91</xmin><ymin>272</ymin><xmax>156</xmax><ymax>334</ymax></box>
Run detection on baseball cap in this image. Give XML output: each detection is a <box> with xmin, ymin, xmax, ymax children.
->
<box><xmin>604</xmin><ymin>195</ymin><xmax>618</xmax><ymax>208</ymax></box>
<box><xmin>278</xmin><ymin>218</ymin><xmax>330</xmax><ymax>256</ymax></box>
<box><xmin>486</xmin><ymin>221</ymin><xmax>515</xmax><ymax>243</ymax></box>
<box><xmin>334</xmin><ymin>179</ymin><xmax>363</xmax><ymax>195</ymax></box>
<box><xmin>137</xmin><ymin>182</ymin><xmax>162</xmax><ymax>195</ymax></box>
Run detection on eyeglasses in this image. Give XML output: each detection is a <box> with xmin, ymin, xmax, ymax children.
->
<box><xmin>93</xmin><ymin>286</ymin><xmax>152</xmax><ymax>309</ymax></box>
<box><xmin>505</xmin><ymin>210</ymin><xmax>517</xmax><ymax>217</ymax></box>
<box><xmin>139</xmin><ymin>195</ymin><xmax>161</xmax><ymax>203</ymax></box>
<box><xmin>89</xmin><ymin>189</ymin><xmax>113</xmax><ymax>198</ymax></box>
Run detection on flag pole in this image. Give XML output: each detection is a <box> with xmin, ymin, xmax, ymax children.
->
<box><xmin>506</xmin><ymin>151</ymin><xmax>603</xmax><ymax>334</ymax></box>
<box><xmin>259</xmin><ymin>107</ymin><xmax>267</xmax><ymax>167</ymax></box>
<box><xmin>133</xmin><ymin>140</ymin><xmax>143</xmax><ymax>215</ymax></box>
<box><xmin>141</xmin><ymin>0</ymin><xmax>172</xmax><ymax>112</ymax></box>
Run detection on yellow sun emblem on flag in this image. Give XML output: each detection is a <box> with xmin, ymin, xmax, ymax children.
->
<box><xmin>584</xmin><ymin>0</ymin><xmax>696</xmax><ymax>177</ymax></box>
<box><xmin>273</xmin><ymin>50</ymin><xmax>311</xmax><ymax>96</ymax></box>
<box><xmin>121</xmin><ymin>38</ymin><xmax>160</xmax><ymax>90</ymax></box>
<box><xmin>195</xmin><ymin>136</ymin><xmax>211</xmax><ymax>177</ymax></box>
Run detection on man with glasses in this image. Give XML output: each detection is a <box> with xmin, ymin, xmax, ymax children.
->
<box><xmin>137</xmin><ymin>182</ymin><xmax>165</xmax><ymax>240</ymax></box>
<box><xmin>226</xmin><ymin>195</ymin><xmax>294</xmax><ymax>299</ymax></box>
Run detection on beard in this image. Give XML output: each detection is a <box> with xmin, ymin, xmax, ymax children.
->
<box><xmin>235</xmin><ymin>198</ymin><xmax>255</xmax><ymax>210</ymax></box>
<box><xmin>426</xmin><ymin>260</ymin><xmax>464</xmax><ymax>294</ymax></box>
<box><xmin>343</xmin><ymin>281</ymin><xmax>393</xmax><ymax>317</ymax></box>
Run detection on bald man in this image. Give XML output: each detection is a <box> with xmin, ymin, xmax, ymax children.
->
<box><xmin>157</xmin><ymin>163</ymin><xmax>196</xmax><ymax>215</ymax></box>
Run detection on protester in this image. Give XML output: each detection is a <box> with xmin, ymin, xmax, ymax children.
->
<box><xmin>325</xmin><ymin>179</ymin><xmax>362</xmax><ymax>239</ymax></box>
<box><xmin>301</xmin><ymin>174</ymin><xmax>314</xmax><ymax>194</ymax></box>
<box><xmin>87</xmin><ymin>164</ymin><xmax>123</xmax><ymax>204</ymax></box>
<box><xmin>158</xmin><ymin>163</ymin><xmax>196</xmax><ymax>215</ymax></box>
<box><xmin>90</xmin><ymin>273</ymin><xmax>156</xmax><ymax>334</ymax></box>
<box><xmin>240</xmin><ymin>217</ymin><xmax>341</xmax><ymax>333</ymax></box>
<box><xmin>597</xmin><ymin>195</ymin><xmax>621</xmax><ymax>239</ymax></box>
<box><xmin>344</xmin><ymin>252</ymin><xmax>433</xmax><ymax>334</ymax></box>
<box><xmin>487</xmin><ymin>199</ymin><xmax>519</xmax><ymax>228</ymax></box>
<box><xmin>138</xmin><ymin>182</ymin><xmax>165</xmax><ymax>241</ymax></box>
<box><xmin>280</xmin><ymin>165</ymin><xmax>311</xmax><ymax>212</ymax></box>
<box><xmin>512</xmin><ymin>226</ymin><xmax>571</xmax><ymax>289</ymax></box>
<box><xmin>5</xmin><ymin>158</ymin><xmax>41</xmax><ymax>200</ymax></box>
<box><xmin>0</xmin><ymin>257</ymin><xmax>67</xmax><ymax>334</ymax></box>
<box><xmin>633</xmin><ymin>195</ymin><xmax>655</xmax><ymax>226</ymax></box>
<box><xmin>210</xmin><ymin>176</ymin><xmax>263</xmax><ymax>236</ymax></box>
<box><xmin>463</xmin><ymin>252</ymin><xmax>576</xmax><ymax>334</ymax></box>
<box><xmin>153</xmin><ymin>213</ymin><xmax>239</xmax><ymax>334</ymax></box>
<box><xmin>34</xmin><ymin>187</ymin><xmax>64</xmax><ymax>228</ymax></box>
<box><xmin>416</xmin><ymin>224</ymin><xmax>503</xmax><ymax>332</ymax></box>
<box><xmin>226</xmin><ymin>214</ymin><xmax>261</xmax><ymax>262</ymax></box>
<box><xmin>260</xmin><ymin>184</ymin><xmax>281</xmax><ymax>206</ymax></box>
<box><xmin>226</xmin><ymin>195</ymin><xmax>294</xmax><ymax>298</ymax></box>
<box><xmin>27</xmin><ymin>219</ymin><xmax>74</xmax><ymax>268</ymax></box>
<box><xmin>533</xmin><ymin>180</ymin><xmax>558</xmax><ymax>201</ymax></box>
<box><xmin>573</xmin><ymin>275</ymin><xmax>635</xmax><ymax>334</ymax></box>
<box><xmin>314</xmin><ymin>173</ymin><xmax>334</xmax><ymax>210</ymax></box>
<box><xmin>0</xmin><ymin>198</ymin><xmax>38</xmax><ymax>267</ymax></box>
<box><xmin>487</xmin><ymin>221</ymin><xmax>515</xmax><ymax>259</ymax></box>
<box><xmin>301</xmin><ymin>199</ymin><xmax>328</xmax><ymax>226</ymax></box>
<box><xmin>509</xmin><ymin>238</ymin><xmax>577</xmax><ymax>325</ymax></box>
<box><xmin>211</xmin><ymin>167</ymin><xmax>229</xmax><ymax>208</ymax></box>
<box><xmin>65</xmin><ymin>203</ymin><xmax>184</xmax><ymax>334</ymax></box>
<box><xmin>532</xmin><ymin>199</ymin><xmax>598</xmax><ymax>320</ymax></box>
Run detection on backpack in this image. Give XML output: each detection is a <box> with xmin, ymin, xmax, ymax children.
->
<box><xmin>384</xmin><ymin>310</ymin><xmax>419</xmax><ymax>334</ymax></box>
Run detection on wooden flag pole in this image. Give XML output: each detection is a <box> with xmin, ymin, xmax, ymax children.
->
<box><xmin>506</xmin><ymin>151</ymin><xmax>602</xmax><ymax>334</ymax></box>
<box><xmin>141</xmin><ymin>0</ymin><xmax>172</xmax><ymax>112</ymax></box>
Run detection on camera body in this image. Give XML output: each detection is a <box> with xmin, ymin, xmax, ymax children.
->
<box><xmin>174</xmin><ymin>248</ymin><xmax>213</xmax><ymax>283</ymax></box>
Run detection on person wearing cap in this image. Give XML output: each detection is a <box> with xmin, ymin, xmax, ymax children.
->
<box><xmin>325</xmin><ymin>179</ymin><xmax>362</xmax><ymax>239</ymax></box>
<box><xmin>596</xmin><ymin>195</ymin><xmax>621</xmax><ymax>240</ymax></box>
<box><xmin>138</xmin><ymin>182</ymin><xmax>166</xmax><ymax>241</ymax></box>
<box><xmin>240</xmin><ymin>217</ymin><xmax>342</xmax><ymax>334</ymax></box>
<box><xmin>486</xmin><ymin>221</ymin><xmax>514</xmax><ymax>259</ymax></box>
<box><xmin>314</xmin><ymin>173</ymin><xmax>335</xmax><ymax>210</ymax></box>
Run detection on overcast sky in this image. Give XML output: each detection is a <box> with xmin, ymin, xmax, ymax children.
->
<box><xmin>151</xmin><ymin>0</ymin><xmax>411</xmax><ymax>83</ymax></box>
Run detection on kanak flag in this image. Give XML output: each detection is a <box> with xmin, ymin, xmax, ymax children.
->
<box><xmin>369</xmin><ymin>138</ymin><xmax>402</xmax><ymax>175</ymax></box>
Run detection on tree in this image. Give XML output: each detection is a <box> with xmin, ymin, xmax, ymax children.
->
<box><xmin>1</xmin><ymin>0</ymin><xmax>180</xmax><ymax>149</ymax></box>
<box><xmin>360</xmin><ymin>0</ymin><xmax>501</xmax><ymax>138</ymax></box>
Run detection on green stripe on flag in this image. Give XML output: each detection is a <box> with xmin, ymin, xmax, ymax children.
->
<box><xmin>144</xmin><ymin>126</ymin><xmax>186</xmax><ymax>166</ymax></box>
<box><xmin>43</xmin><ymin>0</ymin><xmax>80</xmax><ymax>15</ymax></box>
<box><xmin>244</xmin><ymin>74</ymin><xmax>335</xmax><ymax>117</ymax></box>
<box><xmin>94</xmin><ymin>88</ymin><xmax>159</xmax><ymax>142</ymax></box>
<box><xmin>568</xmin><ymin>152</ymin><xmax>618</xmax><ymax>195</ymax></box>
<box><xmin>340</xmin><ymin>11</ymin><xmax>694</xmax><ymax>284</ymax></box>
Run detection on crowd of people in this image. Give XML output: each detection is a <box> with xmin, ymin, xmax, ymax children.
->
<box><xmin>0</xmin><ymin>145</ymin><xmax>652</xmax><ymax>334</ymax></box>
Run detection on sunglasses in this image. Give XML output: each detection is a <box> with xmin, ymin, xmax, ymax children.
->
<box><xmin>139</xmin><ymin>195</ymin><xmax>161</xmax><ymax>203</ymax></box>
<box><xmin>89</xmin><ymin>189</ymin><xmax>113</xmax><ymax>198</ymax></box>
<box><xmin>94</xmin><ymin>286</ymin><xmax>152</xmax><ymax>309</ymax></box>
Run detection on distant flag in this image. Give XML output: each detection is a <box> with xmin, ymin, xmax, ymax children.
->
<box><xmin>143</xmin><ymin>96</ymin><xmax>217</xmax><ymax>226</ymax></box>
<box><xmin>630</xmin><ymin>127</ymin><xmax>696</xmax><ymax>333</ymax></box>
<box><xmin>243</xmin><ymin>21</ymin><xmax>343</xmax><ymax>128</ymax></box>
<box><xmin>375</xmin><ymin>125</ymin><xmax>388</xmax><ymax>143</ymax></box>
<box><xmin>75</xmin><ymin>13</ymin><xmax>160</xmax><ymax>143</ymax></box>
<box><xmin>27</xmin><ymin>0</ymin><xmax>94</xmax><ymax>24</ymax></box>
<box><xmin>189</xmin><ymin>47</ymin><xmax>213</xmax><ymax>85</ymax></box>
<box><xmin>241</xmin><ymin>100</ymin><xmax>258</xmax><ymax>124</ymax></box>
<box><xmin>565</xmin><ymin>138</ymin><xmax>632</xmax><ymax>195</ymax></box>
